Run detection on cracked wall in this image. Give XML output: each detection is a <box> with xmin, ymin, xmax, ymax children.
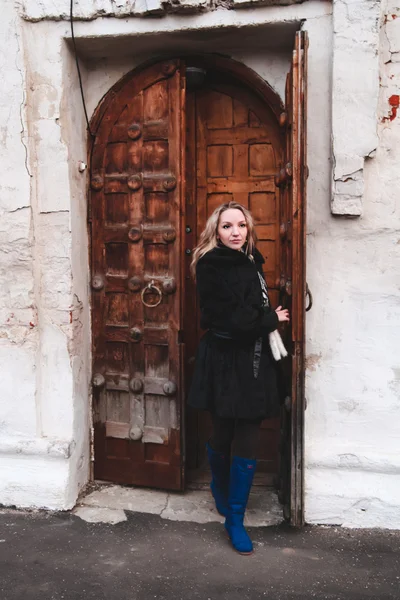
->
<box><xmin>0</xmin><ymin>1</ymin><xmax>37</xmax><ymax>444</ymax></box>
<box><xmin>0</xmin><ymin>4</ymin><xmax>91</xmax><ymax>509</ymax></box>
<box><xmin>331</xmin><ymin>0</ymin><xmax>381</xmax><ymax>215</ymax></box>
<box><xmin>20</xmin><ymin>0</ymin><xmax>306</xmax><ymax>20</ymax></box>
<box><xmin>305</xmin><ymin>0</ymin><xmax>400</xmax><ymax>528</ymax></box>
<box><xmin>1</xmin><ymin>0</ymin><xmax>400</xmax><ymax>530</ymax></box>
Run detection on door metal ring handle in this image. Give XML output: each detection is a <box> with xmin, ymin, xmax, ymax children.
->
<box><xmin>141</xmin><ymin>280</ymin><xmax>162</xmax><ymax>308</ymax></box>
<box><xmin>305</xmin><ymin>283</ymin><xmax>313</xmax><ymax>312</ymax></box>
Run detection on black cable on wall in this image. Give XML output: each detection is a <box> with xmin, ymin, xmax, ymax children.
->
<box><xmin>70</xmin><ymin>0</ymin><xmax>94</xmax><ymax>138</ymax></box>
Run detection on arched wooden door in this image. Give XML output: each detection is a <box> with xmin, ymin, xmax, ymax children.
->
<box><xmin>90</xmin><ymin>60</ymin><xmax>186</xmax><ymax>490</ymax></box>
<box><xmin>89</xmin><ymin>39</ymin><xmax>307</xmax><ymax>525</ymax></box>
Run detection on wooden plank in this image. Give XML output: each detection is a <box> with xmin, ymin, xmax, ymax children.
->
<box><xmin>143</xmin><ymin>326</ymin><xmax>169</xmax><ymax>345</ymax></box>
<box><xmin>103</xmin><ymin>327</ymin><xmax>131</xmax><ymax>343</ymax></box>
<box><xmin>289</xmin><ymin>30</ymin><xmax>307</xmax><ymax>529</ymax></box>
<box><xmin>142</xmin><ymin>225</ymin><xmax>177</xmax><ymax>245</ymax></box>
<box><xmin>143</xmin><ymin>376</ymin><xmax>177</xmax><ymax>396</ymax></box>
<box><xmin>143</xmin><ymin>119</ymin><xmax>169</xmax><ymax>140</ymax></box>
<box><xmin>105</xmin><ymin>373</ymin><xmax>130</xmax><ymax>392</ymax></box>
<box><xmin>254</xmin><ymin>224</ymin><xmax>276</xmax><ymax>239</ymax></box>
<box><xmin>206</xmin><ymin>129</ymin><xmax>272</xmax><ymax>145</ymax></box>
<box><xmin>94</xmin><ymin>424</ymin><xmax>182</xmax><ymax>490</ymax></box>
<box><xmin>142</xmin><ymin>426</ymin><xmax>169</xmax><ymax>444</ymax></box>
<box><xmin>184</xmin><ymin>89</ymin><xmax>199</xmax><ymax>472</ymax></box>
<box><xmin>278</xmin><ymin>31</ymin><xmax>308</xmax><ymax>528</ymax></box>
<box><xmin>127</xmin><ymin>90</ymin><xmax>146</xmax><ymax>467</ymax></box>
<box><xmin>206</xmin><ymin>179</ymin><xmax>276</xmax><ymax>194</ymax></box>
<box><xmin>106</xmin><ymin>421</ymin><xmax>130</xmax><ymax>439</ymax></box>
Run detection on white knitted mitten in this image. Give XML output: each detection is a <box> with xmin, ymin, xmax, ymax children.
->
<box><xmin>268</xmin><ymin>330</ymin><xmax>288</xmax><ymax>361</ymax></box>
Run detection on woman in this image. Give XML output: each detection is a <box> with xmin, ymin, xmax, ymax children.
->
<box><xmin>188</xmin><ymin>201</ymin><xmax>290</xmax><ymax>555</ymax></box>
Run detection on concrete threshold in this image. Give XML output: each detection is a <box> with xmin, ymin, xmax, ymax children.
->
<box><xmin>75</xmin><ymin>485</ymin><xmax>283</xmax><ymax>526</ymax></box>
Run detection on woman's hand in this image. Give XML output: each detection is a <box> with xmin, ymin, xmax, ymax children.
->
<box><xmin>275</xmin><ymin>306</ymin><xmax>290</xmax><ymax>322</ymax></box>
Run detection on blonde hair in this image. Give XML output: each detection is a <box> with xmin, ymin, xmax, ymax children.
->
<box><xmin>190</xmin><ymin>201</ymin><xmax>257</xmax><ymax>277</ymax></box>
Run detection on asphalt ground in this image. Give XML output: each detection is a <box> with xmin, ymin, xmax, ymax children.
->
<box><xmin>0</xmin><ymin>509</ymin><xmax>399</xmax><ymax>600</ymax></box>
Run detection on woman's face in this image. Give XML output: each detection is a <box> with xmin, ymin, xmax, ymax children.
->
<box><xmin>217</xmin><ymin>208</ymin><xmax>248</xmax><ymax>250</ymax></box>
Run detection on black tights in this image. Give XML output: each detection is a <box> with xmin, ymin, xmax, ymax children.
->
<box><xmin>210</xmin><ymin>414</ymin><xmax>262</xmax><ymax>460</ymax></box>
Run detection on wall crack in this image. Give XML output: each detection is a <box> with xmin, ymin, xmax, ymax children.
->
<box><xmin>14</xmin><ymin>17</ymin><xmax>32</xmax><ymax>179</ymax></box>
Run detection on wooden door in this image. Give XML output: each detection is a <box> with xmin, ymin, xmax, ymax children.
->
<box><xmin>278</xmin><ymin>31</ymin><xmax>308</xmax><ymax>526</ymax></box>
<box><xmin>90</xmin><ymin>60</ymin><xmax>186</xmax><ymax>490</ymax></box>
<box><xmin>185</xmin><ymin>70</ymin><xmax>284</xmax><ymax>481</ymax></box>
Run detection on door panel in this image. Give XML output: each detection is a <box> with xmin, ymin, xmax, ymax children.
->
<box><xmin>278</xmin><ymin>31</ymin><xmax>308</xmax><ymax>526</ymax></box>
<box><xmin>185</xmin><ymin>74</ymin><xmax>284</xmax><ymax>478</ymax></box>
<box><xmin>91</xmin><ymin>60</ymin><xmax>185</xmax><ymax>490</ymax></box>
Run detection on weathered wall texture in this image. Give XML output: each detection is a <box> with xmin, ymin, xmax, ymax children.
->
<box><xmin>0</xmin><ymin>2</ymin><xmax>90</xmax><ymax>509</ymax></box>
<box><xmin>331</xmin><ymin>0</ymin><xmax>380</xmax><ymax>215</ymax></box>
<box><xmin>1</xmin><ymin>0</ymin><xmax>399</xmax><ymax>529</ymax></box>
<box><xmin>0</xmin><ymin>1</ymin><xmax>43</xmax><ymax>501</ymax></box>
<box><xmin>0</xmin><ymin>1</ymin><xmax>35</xmax><ymax>441</ymax></box>
<box><xmin>20</xmin><ymin>0</ymin><xmax>306</xmax><ymax>20</ymax></box>
<box><xmin>305</xmin><ymin>0</ymin><xmax>400</xmax><ymax>528</ymax></box>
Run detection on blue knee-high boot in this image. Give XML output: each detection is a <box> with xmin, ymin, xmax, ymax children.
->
<box><xmin>206</xmin><ymin>442</ymin><xmax>230</xmax><ymax>517</ymax></box>
<box><xmin>224</xmin><ymin>456</ymin><xmax>256</xmax><ymax>555</ymax></box>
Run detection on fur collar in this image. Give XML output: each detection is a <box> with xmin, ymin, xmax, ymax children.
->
<box><xmin>199</xmin><ymin>245</ymin><xmax>265</xmax><ymax>266</ymax></box>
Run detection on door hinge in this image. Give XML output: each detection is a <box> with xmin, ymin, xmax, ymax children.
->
<box><xmin>90</xmin><ymin>425</ymin><xmax>95</xmax><ymax>463</ymax></box>
<box><xmin>178</xmin><ymin>329</ymin><xmax>184</xmax><ymax>344</ymax></box>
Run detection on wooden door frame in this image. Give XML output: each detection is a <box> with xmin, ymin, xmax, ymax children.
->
<box><xmin>87</xmin><ymin>50</ymin><xmax>306</xmax><ymax>524</ymax></box>
<box><xmin>289</xmin><ymin>30</ymin><xmax>307</xmax><ymax>527</ymax></box>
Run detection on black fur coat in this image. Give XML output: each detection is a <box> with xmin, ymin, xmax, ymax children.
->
<box><xmin>187</xmin><ymin>245</ymin><xmax>281</xmax><ymax>420</ymax></box>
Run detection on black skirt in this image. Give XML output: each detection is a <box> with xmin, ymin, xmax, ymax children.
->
<box><xmin>187</xmin><ymin>331</ymin><xmax>280</xmax><ymax>420</ymax></box>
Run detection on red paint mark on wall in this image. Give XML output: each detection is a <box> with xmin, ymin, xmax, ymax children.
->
<box><xmin>382</xmin><ymin>94</ymin><xmax>400</xmax><ymax>122</ymax></box>
<box><xmin>389</xmin><ymin>95</ymin><xmax>399</xmax><ymax>120</ymax></box>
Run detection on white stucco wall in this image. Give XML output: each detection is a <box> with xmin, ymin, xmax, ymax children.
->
<box><xmin>1</xmin><ymin>0</ymin><xmax>399</xmax><ymax>529</ymax></box>
<box><xmin>0</xmin><ymin>1</ymin><xmax>35</xmax><ymax>439</ymax></box>
<box><xmin>0</xmin><ymin>3</ymin><xmax>90</xmax><ymax>509</ymax></box>
<box><xmin>305</xmin><ymin>0</ymin><xmax>400</xmax><ymax>528</ymax></box>
<box><xmin>331</xmin><ymin>0</ymin><xmax>381</xmax><ymax>216</ymax></box>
